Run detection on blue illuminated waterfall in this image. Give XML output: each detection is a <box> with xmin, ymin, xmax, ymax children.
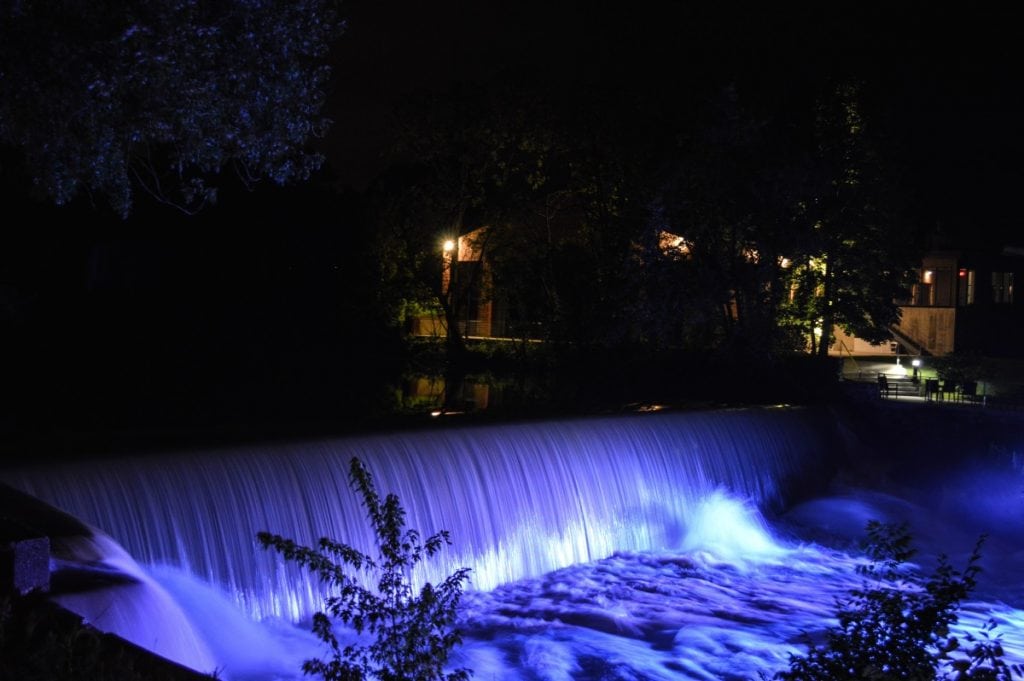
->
<box><xmin>2</xmin><ymin>408</ymin><xmax>833</xmax><ymax>623</ymax></box>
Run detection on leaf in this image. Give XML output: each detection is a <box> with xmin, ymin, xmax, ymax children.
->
<box><xmin>257</xmin><ymin>456</ymin><xmax>473</xmax><ymax>680</ymax></box>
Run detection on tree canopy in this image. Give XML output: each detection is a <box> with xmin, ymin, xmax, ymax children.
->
<box><xmin>366</xmin><ymin>71</ymin><xmax>921</xmax><ymax>362</ymax></box>
<box><xmin>783</xmin><ymin>82</ymin><xmax>919</xmax><ymax>355</ymax></box>
<box><xmin>0</xmin><ymin>0</ymin><xmax>344</xmax><ymax>216</ymax></box>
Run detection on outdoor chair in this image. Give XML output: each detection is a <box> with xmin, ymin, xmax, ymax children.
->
<box><xmin>941</xmin><ymin>380</ymin><xmax>959</xmax><ymax>402</ymax></box>
<box><xmin>877</xmin><ymin>374</ymin><xmax>894</xmax><ymax>399</ymax></box>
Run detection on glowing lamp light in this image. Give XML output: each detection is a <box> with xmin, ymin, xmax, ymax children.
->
<box><xmin>912</xmin><ymin>359</ymin><xmax>921</xmax><ymax>368</ymax></box>
<box><xmin>959</xmin><ymin>268</ymin><xmax>967</xmax><ymax>278</ymax></box>
<box><xmin>443</xmin><ymin>239</ymin><xmax>456</xmax><ymax>253</ymax></box>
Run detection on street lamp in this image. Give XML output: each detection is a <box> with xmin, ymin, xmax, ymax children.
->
<box><xmin>441</xmin><ymin>238</ymin><xmax>455</xmax><ymax>298</ymax></box>
<box><xmin>911</xmin><ymin>357</ymin><xmax>921</xmax><ymax>383</ymax></box>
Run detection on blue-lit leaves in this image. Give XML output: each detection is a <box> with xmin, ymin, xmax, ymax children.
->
<box><xmin>0</xmin><ymin>0</ymin><xmax>345</xmax><ymax>216</ymax></box>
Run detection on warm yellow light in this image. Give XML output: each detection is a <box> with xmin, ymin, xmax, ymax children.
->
<box><xmin>780</xmin><ymin>257</ymin><xmax>792</xmax><ymax>269</ymax></box>
<box><xmin>923</xmin><ymin>270</ymin><xmax>934</xmax><ymax>284</ymax></box>
<box><xmin>443</xmin><ymin>239</ymin><xmax>456</xmax><ymax>252</ymax></box>
<box><xmin>657</xmin><ymin>231</ymin><xmax>691</xmax><ymax>256</ymax></box>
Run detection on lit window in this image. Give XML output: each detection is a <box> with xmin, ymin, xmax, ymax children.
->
<box><xmin>958</xmin><ymin>269</ymin><xmax>975</xmax><ymax>305</ymax></box>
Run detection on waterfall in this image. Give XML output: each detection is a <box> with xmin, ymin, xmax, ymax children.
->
<box><xmin>0</xmin><ymin>483</ymin><xmax>218</xmax><ymax>673</ymax></box>
<box><xmin>51</xmin><ymin>533</ymin><xmax>219</xmax><ymax>673</ymax></box>
<box><xmin>2</xmin><ymin>408</ymin><xmax>834</xmax><ymax>623</ymax></box>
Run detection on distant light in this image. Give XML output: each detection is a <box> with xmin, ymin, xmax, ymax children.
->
<box><xmin>443</xmin><ymin>240</ymin><xmax>456</xmax><ymax>252</ymax></box>
<box><xmin>912</xmin><ymin>359</ymin><xmax>921</xmax><ymax>367</ymax></box>
<box><xmin>657</xmin><ymin>231</ymin><xmax>692</xmax><ymax>256</ymax></box>
<box><xmin>923</xmin><ymin>270</ymin><xmax>934</xmax><ymax>284</ymax></box>
<box><xmin>959</xmin><ymin>268</ymin><xmax>967</xmax><ymax>278</ymax></box>
<box><xmin>780</xmin><ymin>257</ymin><xmax>792</xmax><ymax>269</ymax></box>
<box><xmin>430</xmin><ymin>410</ymin><xmax>443</xmax><ymax>417</ymax></box>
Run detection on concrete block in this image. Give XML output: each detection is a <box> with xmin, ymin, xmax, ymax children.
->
<box><xmin>1</xmin><ymin>535</ymin><xmax>51</xmax><ymax>595</ymax></box>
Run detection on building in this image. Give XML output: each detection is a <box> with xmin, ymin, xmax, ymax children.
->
<box><xmin>896</xmin><ymin>247</ymin><xmax>1023</xmax><ymax>356</ymax></box>
<box><xmin>414</xmin><ymin>228</ymin><xmax>1024</xmax><ymax>358</ymax></box>
<box><xmin>410</xmin><ymin>226</ymin><xmax>506</xmax><ymax>339</ymax></box>
<box><xmin>837</xmin><ymin>246</ymin><xmax>1024</xmax><ymax>358</ymax></box>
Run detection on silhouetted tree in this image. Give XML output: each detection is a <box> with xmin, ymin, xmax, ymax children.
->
<box><xmin>482</xmin><ymin>89</ymin><xmax>650</xmax><ymax>350</ymax></box>
<box><xmin>784</xmin><ymin>82</ymin><xmax>918</xmax><ymax>356</ymax></box>
<box><xmin>370</xmin><ymin>75</ymin><xmax>650</xmax><ymax>356</ymax></box>
<box><xmin>369</xmin><ymin>86</ymin><xmax>535</xmax><ymax>358</ymax></box>
<box><xmin>648</xmin><ymin>86</ymin><xmax>812</xmax><ymax>355</ymax></box>
<box><xmin>649</xmin><ymin>82</ymin><xmax>919</xmax><ymax>359</ymax></box>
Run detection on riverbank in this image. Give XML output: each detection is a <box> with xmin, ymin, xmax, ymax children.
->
<box><xmin>0</xmin><ymin>345</ymin><xmax>842</xmax><ymax>464</ymax></box>
<box><xmin>6</xmin><ymin>343</ymin><xmax>1023</xmax><ymax>470</ymax></box>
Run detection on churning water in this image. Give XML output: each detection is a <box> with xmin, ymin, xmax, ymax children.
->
<box><xmin>5</xmin><ymin>407</ymin><xmax>1024</xmax><ymax>679</ymax></box>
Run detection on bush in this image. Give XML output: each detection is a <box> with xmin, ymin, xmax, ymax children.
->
<box><xmin>258</xmin><ymin>457</ymin><xmax>471</xmax><ymax>681</ymax></box>
<box><xmin>931</xmin><ymin>352</ymin><xmax>987</xmax><ymax>385</ymax></box>
<box><xmin>0</xmin><ymin>592</ymin><xmax>215</xmax><ymax>681</ymax></box>
<box><xmin>776</xmin><ymin>521</ymin><xmax>1021</xmax><ymax>680</ymax></box>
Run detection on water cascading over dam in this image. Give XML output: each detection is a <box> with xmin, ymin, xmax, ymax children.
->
<box><xmin>2</xmin><ymin>408</ymin><xmax>834</xmax><ymax>625</ymax></box>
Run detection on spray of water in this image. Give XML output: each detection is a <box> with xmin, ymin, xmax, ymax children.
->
<box><xmin>7</xmin><ymin>408</ymin><xmax>1024</xmax><ymax>679</ymax></box>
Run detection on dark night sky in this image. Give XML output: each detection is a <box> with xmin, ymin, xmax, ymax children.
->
<box><xmin>325</xmin><ymin>1</ymin><xmax>1024</xmax><ymax>245</ymax></box>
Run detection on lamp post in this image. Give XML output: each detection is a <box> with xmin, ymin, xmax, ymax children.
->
<box><xmin>441</xmin><ymin>239</ymin><xmax>455</xmax><ymax>298</ymax></box>
<box><xmin>911</xmin><ymin>357</ymin><xmax>921</xmax><ymax>384</ymax></box>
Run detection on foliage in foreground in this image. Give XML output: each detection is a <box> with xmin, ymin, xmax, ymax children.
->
<box><xmin>777</xmin><ymin>521</ymin><xmax>1021</xmax><ymax>680</ymax></box>
<box><xmin>0</xmin><ymin>592</ymin><xmax>217</xmax><ymax>681</ymax></box>
<box><xmin>258</xmin><ymin>456</ymin><xmax>471</xmax><ymax>681</ymax></box>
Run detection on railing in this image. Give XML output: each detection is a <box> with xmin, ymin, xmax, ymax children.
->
<box><xmin>836</xmin><ymin>339</ymin><xmax>863</xmax><ymax>380</ymax></box>
<box><xmin>888</xmin><ymin>324</ymin><xmax>930</xmax><ymax>358</ymax></box>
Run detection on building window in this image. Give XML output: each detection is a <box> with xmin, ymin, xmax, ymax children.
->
<box><xmin>958</xmin><ymin>269</ymin><xmax>975</xmax><ymax>305</ymax></box>
<box><xmin>992</xmin><ymin>271</ymin><xmax>1015</xmax><ymax>303</ymax></box>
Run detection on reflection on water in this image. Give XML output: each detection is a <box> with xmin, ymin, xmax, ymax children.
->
<box><xmin>403</xmin><ymin>374</ymin><xmax>493</xmax><ymax>414</ymax></box>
